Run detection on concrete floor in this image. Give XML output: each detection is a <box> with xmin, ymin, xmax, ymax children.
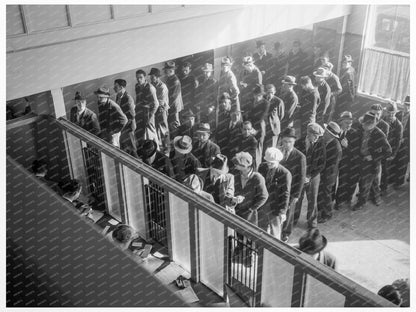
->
<box><xmin>288</xmin><ymin>182</ymin><xmax>410</xmax><ymax>294</ymax></box>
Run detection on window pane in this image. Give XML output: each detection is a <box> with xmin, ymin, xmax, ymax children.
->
<box><xmin>114</xmin><ymin>5</ymin><xmax>149</xmax><ymax>18</ymax></box>
<box><xmin>70</xmin><ymin>5</ymin><xmax>112</xmax><ymax>25</ymax></box>
<box><xmin>7</xmin><ymin>5</ymin><xmax>25</xmax><ymax>36</ymax></box>
<box><xmin>24</xmin><ymin>5</ymin><xmax>69</xmax><ymax>32</ymax></box>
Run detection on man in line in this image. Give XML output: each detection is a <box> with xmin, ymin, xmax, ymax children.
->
<box><xmin>239</xmin><ymin>56</ymin><xmax>262</xmax><ymax>115</ymax></box>
<box><xmin>335</xmin><ymin>55</ymin><xmax>356</xmax><ymax>117</ymax></box>
<box><xmin>179</xmin><ymin>61</ymin><xmax>198</xmax><ymax>113</ymax></box>
<box><xmin>218</xmin><ymin>56</ymin><xmax>240</xmax><ymax>111</ymax></box>
<box><xmin>196</xmin><ymin>63</ymin><xmax>217</xmax><ymax>124</ymax></box>
<box><xmin>192</xmin><ymin>123</ymin><xmax>221</xmax><ymax>168</ymax></box>
<box><xmin>169</xmin><ymin>135</ymin><xmax>201</xmax><ymax>182</ymax></box>
<box><xmin>114</xmin><ymin>79</ymin><xmax>137</xmax><ymax>157</ymax></box>
<box><xmin>163</xmin><ymin>61</ymin><xmax>184</xmax><ymax>130</ymax></box>
<box><xmin>258</xmin><ymin>147</ymin><xmax>292</xmax><ymax>239</ymax></box>
<box><xmin>253</xmin><ymin>40</ymin><xmax>273</xmax><ymax>83</ymax></box>
<box><xmin>298</xmin><ymin>76</ymin><xmax>320</xmax><ymax>138</ymax></box>
<box><xmin>322</xmin><ymin>63</ymin><xmax>342</xmax><ymax>123</ymax></box>
<box><xmin>96</xmin><ymin>86</ymin><xmax>127</xmax><ymax>147</ymax></box>
<box><xmin>139</xmin><ymin>139</ymin><xmax>174</xmax><ymax>178</ymax></box>
<box><xmin>135</xmin><ymin>69</ymin><xmax>159</xmax><ymax>147</ymax></box>
<box><xmin>70</xmin><ymin>91</ymin><xmax>101</xmax><ymax>136</ymax></box>
<box><xmin>237</xmin><ymin>121</ymin><xmax>258</xmax><ymax>170</ymax></box>
<box><xmin>317</xmin><ymin>122</ymin><xmax>342</xmax><ymax>224</ymax></box>
<box><xmin>149</xmin><ymin>68</ymin><xmax>170</xmax><ymax>153</ymax></box>
<box><xmin>278</xmin><ymin>76</ymin><xmax>298</xmax><ymax>130</ymax></box>
<box><xmin>313</xmin><ymin>67</ymin><xmax>331</xmax><ymax>126</ymax></box>
<box><xmin>280</xmin><ymin>127</ymin><xmax>306</xmax><ymax>242</ymax></box>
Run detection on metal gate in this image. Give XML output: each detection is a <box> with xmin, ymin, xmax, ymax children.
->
<box><xmin>144</xmin><ymin>181</ymin><xmax>168</xmax><ymax>246</ymax></box>
<box><xmin>82</xmin><ymin>146</ymin><xmax>106</xmax><ymax>212</ymax></box>
<box><xmin>228</xmin><ymin>232</ymin><xmax>259</xmax><ymax>307</ymax></box>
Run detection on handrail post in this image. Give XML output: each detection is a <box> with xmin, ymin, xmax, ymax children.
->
<box><xmin>254</xmin><ymin>246</ymin><xmax>264</xmax><ymax>307</ymax></box>
<box><xmin>189</xmin><ymin>204</ymin><xmax>200</xmax><ymax>283</ymax></box>
<box><xmin>291</xmin><ymin>264</ymin><xmax>307</xmax><ymax>307</ymax></box>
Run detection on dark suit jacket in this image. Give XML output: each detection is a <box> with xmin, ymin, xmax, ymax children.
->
<box><xmin>165</xmin><ymin>75</ymin><xmax>184</xmax><ymax>113</ymax></box>
<box><xmin>298</xmin><ymin>88</ymin><xmax>319</xmax><ymax>131</ymax></box>
<box><xmin>296</xmin><ymin>137</ymin><xmax>326</xmax><ymax>179</ymax></box>
<box><xmin>258</xmin><ymin>163</ymin><xmax>292</xmax><ymax>215</ymax></box>
<box><xmin>116</xmin><ymin>91</ymin><xmax>136</xmax><ymax>132</ymax></box>
<box><xmin>279</xmin><ymin>89</ymin><xmax>298</xmax><ymax>130</ymax></box>
<box><xmin>145</xmin><ymin>151</ymin><xmax>175</xmax><ymax>178</ymax></box>
<box><xmin>321</xmin><ymin>137</ymin><xmax>342</xmax><ymax>184</ymax></box>
<box><xmin>70</xmin><ymin>107</ymin><xmax>101</xmax><ymax>136</ymax></box>
<box><xmin>357</xmin><ymin>124</ymin><xmax>392</xmax><ymax>163</ymax></box>
<box><xmin>280</xmin><ymin>147</ymin><xmax>306</xmax><ymax>200</ymax></box>
<box><xmin>97</xmin><ymin>99</ymin><xmax>128</xmax><ymax>137</ymax></box>
<box><xmin>339</xmin><ymin>67</ymin><xmax>356</xmax><ymax>102</ymax></box>
<box><xmin>396</xmin><ymin>111</ymin><xmax>409</xmax><ymax>144</ymax></box>
<box><xmin>377</xmin><ymin>119</ymin><xmax>390</xmax><ymax>137</ymax></box>
<box><xmin>339</xmin><ymin>128</ymin><xmax>361</xmax><ymax>166</ymax></box>
<box><xmin>193</xmin><ymin>140</ymin><xmax>221</xmax><ymax>168</ymax></box>
<box><xmin>169</xmin><ymin>151</ymin><xmax>201</xmax><ymax>182</ymax></box>
<box><xmin>316</xmin><ymin>80</ymin><xmax>331</xmax><ymax>121</ymax></box>
<box><xmin>383</xmin><ymin>117</ymin><xmax>403</xmax><ymax>159</ymax></box>
<box><xmin>198</xmin><ymin>168</ymin><xmax>234</xmax><ymax>207</ymax></box>
<box><xmin>239</xmin><ymin>134</ymin><xmax>258</xmax><ymax>168</ymax></box>
<box><xmin>234</xmin><ymin>171</ymin><xmax>268</xmax><ymax>221</ymax></box>
<box><xmin>222</xmin><ymin>120</ymin><xmax>244</xmax><ymax>160</ymax></box>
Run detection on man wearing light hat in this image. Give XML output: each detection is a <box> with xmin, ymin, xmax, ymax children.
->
<box><xmin>163</xmin><ymin>61</ymin><xmax>184</xmax><ymax>130</ymax></box>
<box><xmin>336</xmin><ymin>55</ymin><xmax>356</xmax><ymax>117</ymax></box>
<box><xmin>169</xmin><ymin>135</ymin><xmax>201</xmax><ymax>182</ymax></box>
<box><xmin>196</xmin><ymin>63</ymin><xmax>217</xmax><ymax>123</ymax></box>
<box><xmin>294</xmin><ymin>123</ymin><xmax>326</xmax><ymax>229</ymax></box>
<box><xmin>317</xmin><ymin>121</ymin><xmax>342</xmax><ymax>223</ymax></box>
<box><xmin>354</xmin><ymin>112</ymin><xmax>391</xmax><ymax>211</ymax></box>
<box><xmin>239</xmin><ymin>56</ymin><xmax>262</xmax><ymax>114</ymax></box>
<box><xmin>70</xmin><ymin>91</ymin><xmax>100</xmax><ymax>136</ymax></box>
<box><xmin>193</xmin><ymin>123</ymin><xmax>221</xmax><ymax>168</ymax></box>
<box><xmin>95</xmin><ymin>86</ymin><xmax>128</xmax><ymax>147</ymax></box>
<box><xmin>258</xmin><ymin>147</ymin><xmax>292</xmax><ymax>239</ymax></box>
<box><xmin>218</xmin><ymin>56</ymin><xmax>240</xmax><ymax>111</ymax></box>
<box><xmin>183</xmin><ymin>174</ymin><xmax>214</xmax><ymax>202</ymax></box>
<box><xmin>278</xmin><ymin>76</ymin><xmax>299</xmax><ymax>130</ymax></box>
<box><xmin>313</xmin><ymin>67</ymin><xmax>331</xmax><ymax>125</ymax></box>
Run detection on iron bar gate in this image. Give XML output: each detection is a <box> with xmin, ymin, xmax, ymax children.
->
<box><xmin>82</xmin><ymin>146</ymin><xmax>106</xmax><ymax>212</ymax></box>
<box><xmin>144</xmin><ymin>180</ymin><xmax>168</xmax><ymax>246</ymax></box>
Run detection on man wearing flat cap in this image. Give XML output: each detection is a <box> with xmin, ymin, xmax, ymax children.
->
<box><xmin>239</xmin><ymin>56</ymin><xmax>263</xmax><ymax>115</ymax></box>
<box><xmin>70</xmin><ymin>91</ymin><xmax>100</xmax><ymax>136</ymax></box>
<box><xmin>179</xmin><ymin>62</ymin><xmax>199</xmax><ymax>113</ymax></box>
<box><xmin>218</xmin><ymin>56</ymin><xmax>240</xmax><ymax>111</ymax></box>
<box><xmin>196</xmin><ymin>63</ymin><xmax>218</xmax><ymax>124</ymax></box>
<box><xmin>335</xmin><ymin>111</ymin><xmax>361</xmax><ymax>210</ymax></box>
<box><xmin>317</xmin><ymin>121</ymin><xmax>342</xmax><ymax>223</ymax></box>
<box><xmin>354</xmin><ymin>112</ymin><xmax>392</xmax><ymax>211</ymax></box>
<box><xmin>163</xmin><ymin>61</ymin><xmax>184</xmax><ymax>130</ymax></box>
<box><xmin>253</xmin><ymin>40</ymin><xmax>273</xmax><ymax>82</ymax></box>
<box><xmin>294</xmin><ymin>123</ymin><xmax>326</xmax><ymax>229</ymax></box>
<box><xmin>135</xmin><ymin>69</ymin><xmax>160</xmax><ymax>147</ymax></box>
<box><xmin>114</xmin><ymin>78</ymin><xmax>137</xmax><ymax>157</ymax></box>
<box><xmin>335</xmin><ymin>55</ymin><xmax>356</xmax><ymax>118</ymax></box>
<box><xmin>381</xmin><ymin>102</ymin><xmax>403</xmax><ymax>194</ymax></box>
<box><xmin>278</xmin><ymin>76</ymin><xmax>299</xmax><ymax>130</ymax></box>
<box><xmin>95</xmin><ymin>86</ymin><xmax>128</xmax><ymax>147</ymax></box>
<box><xmin>149</xmin><ymin>67</ymin><xmax>170</xmax><ymax>152</ymax></box>
<box><xmin>280</xmin><ymin>127</ymin><xmax>306</xmax><ymax>242</ymax></box>
<box><xmin>193</xmin><ymin>123</ymin><xmax>221</xmax><ymax>168</ymax></box>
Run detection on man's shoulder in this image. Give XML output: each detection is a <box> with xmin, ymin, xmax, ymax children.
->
<box><xmin>291</xmin><ymin>147</ymin><xmax>306</xmax><ymax>160</ymax></box>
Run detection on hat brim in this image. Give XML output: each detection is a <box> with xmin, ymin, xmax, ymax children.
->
<box><xmin>195</xmin><ymin>130</ymin><xmax>211</xmax><ymax>134</ymax></box>
<box><xmin>140</xmin><ymin>142</ymin><xmax>158</xmax><ymax>159</ymax></box>
<box><xmin>281</xmin><ymin>80</ymin><xmax>297</xmax><ymax>85</ymax></box>
<box><xmin>173</xmin><ymin>136</ymin><xmax>192</xmax><ymax>154</ymax></box>
<box><xmin>163</xmin><ymin>66</ymin><xmax>176</xmax><ymax>70</ymax></box>
<box><xmin>313</xmin><ymin>72</ymin><xmax>328</xmax><ymax>78</ymax></box>
<box><xmin>94</xmin><ymin>91</ymin><xmax>110</xmax><ymax>97</ymax></box>
<box><xmin>300</xmin><ymin>235</ymin><xmax>328</xmax><ymax>254</ymax></box>
<box><xmin>264</xmin><ymin>156</ymin><xmax>281</xmax><ymax>163</ymax></box>
<box><xmin>202</xmin><ymin>68</ymin><xmax>214</xmax><ymax>72</ymax></box>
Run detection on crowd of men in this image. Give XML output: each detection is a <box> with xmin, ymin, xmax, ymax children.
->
<box><xmin>69</xmin><ymin>39</ymin><xmax>410</xmax><ymax>244</ymax></box>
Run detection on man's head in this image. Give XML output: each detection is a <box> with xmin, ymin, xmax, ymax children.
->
<box><xmin>313</xmin><ymin>43</ymin><xmax>322</xmax><ymax>56</ymax></box>
<box><xmin>281</xmin><ymin>76</ymin><xmax>296</xmax><ymax>92</ymax></box>
<box><xmin>218</xmin><ymin>93</ymin><xmax>231</xmax><ymax>112</ymax></box>
<box><xmin>361</xmin><ymin>112</ymin><xmax>378</xmax><ymax>131</ymax></box>
<box><xmin>181</xmin><ymin>62</ymin><xmax>192</xmax><ymax>76</ymax></box>
<box><xmin>230</xmin><ymin>106</ymin><xmax>242</xmax><ymax>122</ymax></box>
<box><xmin>324</xmin><ymin>121</ymin><xmax>341</xmax><ymax>139</ymax></box>
<box><xmin>338</xmin><ymin>111</ymin><xmax>353</xmax><ymax>131</ymax></box>
<box><xmin>202</xmin><ymin>63</ymin><xmax>214</xmax><ymax>78</ymax></box>
<box><xmin>221</xmin><ymin>57</ymin><xmax>232</xmax><ymax>73</ymax></box>
<box><xmin>252</xmin><ymin>84</ymin><xmax>265</xmax><ymax>101</ymax></box>
<box><xmin>243</xmin><ymin>56</ymin><xmax>255</xmax><ymax>71</ymax></box>
<box><xmin>291</xmin><ymin>40</ymin><xmax>301</xmax><ymax>54</ymax></box>
<box><xmin>140</xmin><ymin>139</ymin><xmax>158</xmax><ymax>164</ymax></box>
<box><xmin>306</xmin><ymin>123</ymin><xmax>324</xmax><ymax>143</ymax></box>
<box><xmin>384</xmin><ymin>102</ymin><xmax>398</xmax><ymax>123</ymax></box>
<box><xmin>299</xmin><ymin>76</ymin><xmax>314</xmax><ymax>91</ymax></box>
<box><xmin>61</xmin><ymin>179</ymin><xmax>82</xmax><ymax>200</ymax></box>
<box><xmin>74</xmin><ymin>91</ymin><xmax>86</xmax><ymax>113</ymax></box>
<box><xmin>313</xmin><ymin>67</ymin><xmax>329</xmax><ymax>84</ymax></box>
<box><xmin>264</xmin><ymin>147</ymin><xmax>283</xmax><ymax>169</ymax></box>
<box><xmin>341</xmin><ymin>55</ymin><xmax>353</xmax><ymax>70</ymax></box>
<box><xmin>94</xmin><ymin>87</ymin><xmax>110</xmax><ymax>104</ymax></box>
<box><xmin>265</xmin><ymin>84</ymin><xmax>276</xmax><ymax>99</ymax></box>
<box><xmin>163</xmin><ymin>61</ymin><xmax>176</xmax><ymax>76</ymax></box>
<box><xmin>370</xmin><ymin>103</ymin><xmax>384</xmax><ymax>120</ymax></box>
<box><xmin>256</xmin><ymin>40</ymin><xmax>266</xmax><ymax>55</ymax></box>
<box><xmin>195</xmin><ymin>123</ymin><xmax>211</xmax><ymax>143</ymax></box>
<box><xmin>298</xmin><ymin>228</ymin><xmax>328</xmax><ymax>255</ymax></box>
<box><xmin>280</xmin><ymin>127</ymin><xmax>297</xmax><ymax>151</ymax></box>
<box><xmin>242</xmin><ymin>121</ymin><xmax>253</xmax><ymax>138</ymax></box>
<box><xmin>378</xmin><ymin>285</ymin><xmax>402</xmax><ymax>306</ymax></box>
<box><xmin>404</xmin><ymin>95</ymin><xmax>410</xmax><ymax>113</ymax></box>
<box><xmin>183</xmin><ymin>174</ymin><xmax>203</xmax><ymax>194</ymax></box>
<box><xmin>181</xmin><ymin>109</ymin><xmax>195</xmax><ymax>126</ymax></box>
<box><xmin>148</xmin><ymin>68</ymin><xmax>161</xmax><ymax>84</ymax></box>
<box><xmin>113</xmin><ymin>78</ymin><xmax>127</xmax><ymax>94</ymax></box>
<box><xmin>136</xmin><ymin>69</ymin><xmax>147</xmax><ymax>85</ymax></box>
<box><xmin>112</xmin><ymin>224</ymin><xmax>136</xmax><ymax>246</ymax></box>
<box><xmin>32</xmin><ymin>159</ymin><xmax>47</xmax><ymax>176</ymax></box>
<box><xmin>232</xmin><ymin>152</ymin><xmax>253</xmax><ymax>173</ymax></box>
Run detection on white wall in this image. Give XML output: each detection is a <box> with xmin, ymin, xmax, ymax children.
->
<box><xmin>7</xmin><ymin>5</ymin><xmax>352</xmax><ymax>101</ymax></box>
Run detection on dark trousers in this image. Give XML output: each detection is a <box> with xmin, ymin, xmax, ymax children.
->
<box><xmin>168</xmin><ymin>109</ymin><xmax>180</xmax><ymax>132</ymax></box>
<box><xmin>336</xmin><ymin>158</ymin><xmax>360</xmax><ymax>203</ymax></box>
<box><xmin>391</xmin><ymin>142</ymin><xmax>409</xmax><ymax>186</ymax></box>
<box><xmin>380</xmin><ymin>159</ymin><xmax>391</xmax><ymax>192</ymax></box>
<box><xmin>370</xmin><ymin>162</ymin><xmax>383</xmax><ymax>201</ymax></box>
<box><xmin>282</xmin><ymin>198</ymin><xmax>298</xmax><ymax>237</ymax></box>
<box><xmin>317</xmin><ymin>174</ymin><xmax>337</xmax><ymax>219</ymax></box>
<box><xmin>294</xmin><ymin>174</ymin><xmax>320</xmax><ymax>229</ymax></box>
<box><xmin>357</xmin><ymin>159</ymin><xmax>381</xmax><ymax>205</ymax></box>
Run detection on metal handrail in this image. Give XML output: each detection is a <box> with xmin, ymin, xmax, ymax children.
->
<box><xmin>55</xmin><ymin>116</ymin><xmax>394</xmax><ymax>307</ymax></box>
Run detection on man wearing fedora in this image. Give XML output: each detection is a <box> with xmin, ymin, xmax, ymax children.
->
<box><xmin>95</xmin><ymin>86</ymin><xmax>127</xmax><ymax>147</ymax></box>
<box><xmin>218</xmin><ymin>56</ymin><xmax>240</xmax><ymax>111</ymax></box>
<box><xmin>279</xmin><ymin>127</ymin><xmax>306</xmax><ymax>243</ymax></box>
<box><xmin>197</xmin><ymin>154</ymin><xmax>235</xmax><ymax>209</ymax></box>
<box><xmin>317</xmin><ymin>121</ymin><xmax>342</xmax><ymax>223</ymax></box>
<box><xmin>258</xmin><ymin>147</ymin><xmax>292</xmax><ymax>238</ymax></box>
<box><xmin>179</xmin><ymin>61</ymin><xmax>198</xmax><ymax>113</ymax></box>
<box><xmin>114</xmin><ymin>79</ymin><xmax>137</xmax><ymax>157</ymax></box>
<box><xmin>253</xmin><ymin>40</ymin><xmax>273</xmax><ymax>82</ymax></box>
<box><xmin>381</xmin><ymin>102</ymin><xmax>403</xmax><ymax>194</ymax></box>
<box><xmin>298</xmin><ymin>76</ymin><xmax>320</xmax><ymax>138</ymax></box>
<box><xmin>354</xmin><ymin>112</ymin><xmax>391</xmax><ymax>211</ymax></box>
<box><xmin>149</xmin><ymin>67</ymin><xmax>170</xmax><ymax>152</ymax></box>
<box><xmin>196</xmin><ymin>63</ymin><xmax>217</xmax><ymax>124</ymax></box>
<box><xmin>336</xmin><ymin>55</ymin><xmax>356</xmax><ymax>117</ymax></box>
<box><xmin>183</xmin><ymin>174</ymin><xmax>214</xmax><ymax>203</ymax></box>
<box><xmin>70</xmin><ymin>91</ymin><xmax>101</xmax><ymax>136</ymax></box>
<box><xmin>294</xmin><ymin>123</ymin><xmax>326</xmax><ymax>229</ymax></box>
<box><xmin>135</xmin><ymin>69</ymin><xmax>159</xmax><ymax>147</ymax></box>
<box><xmin>278</xmin><ymin>76</ymin><xmax>299</xmax><ymax>130</ymax></box>
<box><xmin>139</xmin><ymin>139</ymin><xmax>174</xmax><ymax>178</ymax></box>
<box><xmin>392</xmin><ymin>96</ymin><xmax>410</xmax><ymax>188</ymax></box>
<box><xmin>297</xmin><ymin>228</ymin><xmax>337</xmax><ymax>270</ymax></box>
<box><xmin>193</xmin><ymin>123</ymin><xmax>221</xmax><ymax>168</ymax></box>
<box><xmin>239</xmin><ymin>56</ymin><xmax>262</xmax><ymax>115</ymax></box>
<box><xmin>313</xmin><ymin>67</ymin><xmax>331</xmax><ymax>126</ymax></box>
<box><xmin>220</xmin><ymin>105</ymin><xmax>244</xmax><ymax>162</ymax></box>
<box><xmin>335</xmin><ymin>111</ymin><xmax>361</xmax><ymax>210</ymax></box>
<box><xmin>169</xmin><ymin>135</ymin><xmax>201</xmax><ymax>182</ymax></box>
<box><xmin>163</xmin><ymin>61</ymin><xmax>184</xmax><ymax>130</ymax></box>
